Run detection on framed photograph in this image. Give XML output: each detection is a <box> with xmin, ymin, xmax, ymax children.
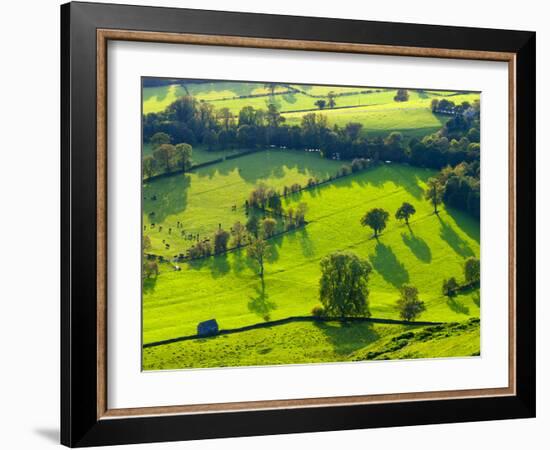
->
<box><xmin>61</xmin><ymin>1</ymin><xmax>536</xmax><ymax>447</ymax></box>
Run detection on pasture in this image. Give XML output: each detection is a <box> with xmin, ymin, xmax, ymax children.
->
<box><xmin>142</xmin><ymin>156</ymin><xmax>480</xmax><ymax>351</ymax></box>
<box><xmin>143</xmin><ymin>149</ymin><xmax>341</xmax><ymax>257</ymax></box>
<box><xmin>143</xmin><ymin>80</ymin><xmax>479</xmax><ymax>139</ymax></box>
<box><xmin>143</xmin><ymin>143</ymin><xmax>245</xmax><ymax>165</ymax></box>
<box><xmin>143</xmin><ymin>315</ymin><xmax>480</xmax><ymax>370</ymax></box>
<box><xmin>141</xmin><ymin>80</ymin><xmax>481</xmax><ymax>369</ymax></box>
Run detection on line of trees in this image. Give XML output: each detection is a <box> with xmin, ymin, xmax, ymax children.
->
<box><xmin>144</xmin><ymin>92</ymin><xmax>480</xmax><ymax>218</ymax></box>
<box><xmin>442</xmin><ymin>257</ymin><xmax>480</xmax><ymax>297</ymax></box>
<box><xmin>143</xmin><ymin>133</ymin><xmax>193</xmax><ymax>179</ymax></box>
<box><xmin>360</xmin><ymin>201</ymin><xmax>418</xmax><ymax>238</ymax></box>
<box><xmin>144</xmin><ymin>94</ymin><xmax>478</xmax><ymax>169</ymax></box>
<box><xmin>247</xmin><ymin>185</ymin><xmax>309</xmax><ymax>231</ymax></box>
<box><xmin>181</xmin><ymin>187</ymin><xmax>309</xmax><ymax>264</ymax></box>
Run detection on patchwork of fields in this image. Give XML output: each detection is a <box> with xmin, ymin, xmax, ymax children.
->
<box><xmin>142</xmin><ymin>80</ymin><xmax>481</xmax><ymax>370</ymax></box>
<box><xmin>143</xmin><ymin>81</ymin><xmax>479</xmax><ymax>139</ymax></box>
<box><xmin>143</xmin><ymin>150</ymin><xmax>340</xmax><ymax>257</ymax></box>
<box><xmin>142</xmin><ymin>152</ymin><xmax>480</xmax><ymax>367</ymax></box>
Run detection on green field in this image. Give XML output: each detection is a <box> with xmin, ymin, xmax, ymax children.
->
<box><xmin>291</xmin><ymin>84</ymin><xmax>379</xmax><ymax>96</ymax></box>
<box><xmin>142</xmin><ymin>80</ymin><xmax>480</xmax><ymax>370</ymax></box>
<box><xmin>143</xmin><ymin>319</ymin><xmax>479</xmax><ymax>370</ymax></box>
<box><xmin>143</xmin><ymin>81</ymin><xmax>289</xmax><ymax>114</ymax></box>
<box><xmin>143</xmin><ymin>84</ymin><xmax>188</xmax><ymax>114</ymax></box>
<box><xmin>142</xmin><ymin>157</ymin><xmax>479</xmax><ymax>351</ymax></box>
<box><xmin>143</xmin><ymin>81</ymin><xmax>479</xmax><ymax>139</ymax></box>
<box><xmin>206</xmin><ymin>89</ymin><xmax>399</xmax><ymax>114</ymax></box>
<box><xmin>143</xmin><ymin>149</ymin><xmax>340</xmax><ymax>257</ymax></box>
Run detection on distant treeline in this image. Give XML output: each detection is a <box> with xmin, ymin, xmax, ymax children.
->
<box><xmin>143</xmin><ymin>93</ymin><xmax>480</xmax><ymax>218</ymax></box>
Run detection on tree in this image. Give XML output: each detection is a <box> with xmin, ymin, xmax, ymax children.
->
<box><xmin>286</xmin><ymin>207</ymin><xmax>294</xmax><ymax>228</ymax></box>
<box><xmin>314</xmin><ymin>99</ymin><xmax>327</xmax><ymax>110</ymax></box>
<box><xmin>319</xmin><ymin>251</ymin><xmax>372</xmax><ymax>317</ymax></box>
<box><xmin>238</xmin><ymin>106</ymin><xmax>258</xmax><ymax>126</ymax></box>
<box><xmin>394</xmin><ymin>89</ymin><xmax>409</xmax><ymax>102</ymax></box>
<box><xmin>203</xmin><ymin>129</ymin><xmax>218</xmax><ymax>151</ymax></box>
<box><xmin>168</xmin><ymin>96</ymin><xmax>197</xmax><ymax>123</ymax></box>
<box><xmin>247</xmin><ymin>237</ymin><xmax>269</xmax><ymax>279</ymax></box>
<box><xmin>217</xmin><ymin>107</ymin><xmax>233</xmax><ymax>131</ymax></box>
<box><xmin>464</xmin><ymin>257</ymin><xmax>480</xmax><ymax>284</ymax></box>
<box><xmin>395</xmin><ymin>202</ymin><xmax>416</xmax><ymax>225</ymax></box>
<box><xmin>142</xmin><ymin>260</ymin><xmax>159</xmax><ymax>279</ymax></box>
<box><xmin>213</xmin><ymin>228</ymin><xmax>230</xmax><ymax>254</ymax></box>
<box><xmin>218</xmin><ymin>128</ymin><xmax>236</xmax><ymax>149</ymax></box>
<box><xmin>142</xmin><ymin>155</ymin><xmax>156</xmax><ymax>179</ymax></box>
<box><xmin>311</xmin><ymin>305</ymin><xmax>325</xmax><ymax>318</ymax></box>
<box><xmin>266</xmin><ymin>103</ymin><xmax>284</xmax><ymax>128</ymax></box>
<box><xmin>261</xmin><ymin>217</ymin><xmax>277</xmax><ymax>238</ymax></box>
<box><xmin>442</xmin><ymin>277</ymin><xmax>459</xmax><ymax>297</ymax></box>
<box><xmin>188</xmin><ymin>240</ymin><xmax>212</xmax><ymax>259</ymax></box>
<box><xmin>267</xmin><ymin>194</ymin><xmax>282</xmax><ymax>213</ymax></box>
<box><xmin>264</xmin><ymin>82</ymin><xmax>278</xmax><ymax>97</ymax></box>
<box><xmin>249</xmin><ymin>184</ymin><xmax>269</xmax><ymax>208</ymax></box>
<box><xmin>360</xmin><ymin>208</ymin><xmax>390</xmax><ymax>238</ymax></box>
<box><xmin>198</xmin><ymin>102</ymin><xmax>217</xmax><ymax>131</ymax></box>
<box><xmin>231</xmin><ymin>221</ymin><xmax>247</xmax><ymax>248</ymax></box>
<box><xmin>295</xmin><ymin>202</ymin><xmax>308</xmax><ymax>226</ymax></box>
<box><xmin>153</xmin><ymin>143</ymin><xmax>176</xmax><ymax>172</ymax></box>
<box><xmin>395</xmin><ymin>284</ymin><xmax>426</xmax><ymax>321</ymax></box>
<box><xmin>237</xmin><ymin>124</ymin><xmax>257</xmax><ymax>147</ymax></box>
<box><xmin>345</xmin><ymin>122</ymin><xmax>363</xmax><ymax>141</ymax></box>
<box><xmin>327</xmin><ymin>91</ymin><xmax>336</xmax><ymax>109</ymax></box>
<box><xmin>430</xmin><ymin>98</ymin><xmax>440</xmax><ymax>112</ymax></box>
<box><xmin>425</xmin><ymin>178</ymin><xmax>444</xmax><ymax>214</ymax></box>
<box><xmin>142</xmin><ymin>235</ymin><xmax>151</xmax><ymax>252</ymax></box>
<box><xmin>246</xmin><ymin>214</ymin><xmax>260</xmax><ymax>237</ymax></box>
<box><xmin>174</xmin><ymin>143</ymin><xmax>193</xmax><ymax>171</ymax></box>
<box><xmin>150</xmin><ymin>132</ymin><xmax>171</xmax><ymax>148</ymax></box>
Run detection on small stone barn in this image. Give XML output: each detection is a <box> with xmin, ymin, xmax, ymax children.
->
<box><xmin>197</xmin><ymin>319</ymin><xmax>219</xmax><ymax>337</ymax></box>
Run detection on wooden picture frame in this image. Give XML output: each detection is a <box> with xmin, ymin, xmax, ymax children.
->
<box><xmin>61</xmin><ymin>1</ymin><xmax>536</xmax><ymax>447</ymax></box>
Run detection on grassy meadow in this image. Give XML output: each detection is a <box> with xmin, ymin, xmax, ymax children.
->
<box><xmin>143</xmin><ymin>161</ymin><xmax>479</xmax><ymax>344</ymax></box>
<box><xmin>141</xmin><ymin>79</ymin><xmax>481</xmax><ymax>370</ymax></box>
<box><xmin>143</xmin><ymin>81</ymin><xmax>478</xmax><ymax>138</ymax></box>
<box><xmin>144</xmin><ymin>319</ymin><xmax>480</xmax><ymax>370</ymax></box>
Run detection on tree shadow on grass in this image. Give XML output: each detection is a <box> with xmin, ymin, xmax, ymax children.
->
<box><xmin>244</xmin><ymin>243</ymin><xmax>279</xmax><ymax>277</ymax></box>
<box><xmin>142</xmin><ymin>276</ymin><xmax>157</xmax><ymax>294</ymax></box>
<box><xmin>265</xmin><ymin>240</ymin><xmax>280</xmax><ymax>264</ymax></box>
<box><xmin>369</xmin><ymin>241</ymin><xmax>409</xmax><ymax>288</ymax></box>
<box><xmin>232</xmin><ymin>248</ymin><xmax>247</xmax><ymax>274</ymax></box>
<box><xmin>313</xmin><ymin>321</ymin><xmax>380</xmax><ymax>356</ymax></box>
<box><xmin>282</xmin><ymin>91</ymin><xmax>297</xmax><ymax>104</ymax></box>
<box><xmin>390</xmin><ymin>166</ymin><xmax>426</xmax><ymax>200</ymax></box>
<box><xmin>438</xmin><ymin>217</ymin><xmax>475</xmax><ymax>258</ymax></box>
<box><xmin>446</xmin><ymin>297</ymin><xmax>470</xmax><ymax>315</ymax></box>
<box><xmin>401</xmin><ymin>230</ymin><xmax>432</xmax><ymax>263</ymax></box>
<box><xmin>248</xmin><ymin>278</ymin><xmax>277</xmax><ymax>320</ymax></box>
<box><xmin>445</xmin><ymin>207</ymin><xmax>480</xmax><ymax>243</ymax></box>
<box><xmin>143</xmin><ymin>174</ymin><xmax>191</xmax><ymax>223</ymax></box>
<box><xmin>210</xmin><ymin>254</ymin><xmax>230</xmax><ymax>278</ymax></box>
<box><xmin>351</xmin><ymin>164</ymin><xmax>426</xmax><ymax>200</ymax></box>
<box><xmin>264</xmin><ymin>96</ymin><xmax>282</xmax><ymax>110</ymax></box>
<box><xmin>188</xmin><ymin>257</ymin><xmax>208</xmax><ymax>271</ymax></box>
<box><xmin>472</xmin><ymin>291</ymin><xmax>480</xmax><ymax>308</ymax></box>
<box><xmin>298</xmin><ymin>227</ymin><xmax>315</xmax><ymax>258</ymax></box>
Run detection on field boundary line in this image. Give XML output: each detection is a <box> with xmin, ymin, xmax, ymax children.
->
<box><xmin>143</xmin><ymin>315</ymin><xmax>444</xmax><ymax>348</ymax></box>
